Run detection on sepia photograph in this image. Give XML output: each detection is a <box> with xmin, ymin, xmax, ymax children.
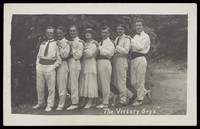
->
<box><xmin>3</xmin><ymin>3</ymin><xmax>197</xmax><ymax>125</ymax></box>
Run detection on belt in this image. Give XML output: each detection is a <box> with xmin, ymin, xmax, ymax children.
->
<box><xmin>62</xmin><ymin>58</ymin><xmax>68</xmax><ymax>61</ymax></box>
<box><xmin>39</xmin><ymin>59</ymin><xmax>56</xmax><ymax>65</ymax></box>
<box><xmin>96</xmin><ymin>54</ymin><xmax>110</xmax><ymax>60</ymax></box>
<box><xmin>130</xmin><ymin>52</ymin><xmax>145</xmax><ymax>59</ymax></box>
<box><xmin>68</xmin><ymin>54</ymin><xmax>73</xmax><ymax>60</ymax></box>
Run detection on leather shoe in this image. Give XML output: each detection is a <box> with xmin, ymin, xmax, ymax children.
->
<box><xmin>32</xmin><ymin>104</ymin><xmax>45</xmax><ymax>109</ymax></box>
<box><xmin>115</xmin><ymin>102</ymin><xmax>126</xmax><ymax>107</ymax></box>
<box><xmin>132</xmin><ymin>101</ymin><xmax>142</xmax><ymax>107</ymax></box>
<box><xmin>66</xmin><ymin>105</ymin><xmax>78</xmax><ymax>110</ymax></box>
<box><xmin>129</xmin><ymin>94</ymin><xmax>137</xmax><ymax>104</ymax></box>
<box><xmin>146</xmin><ymin>90</ymin><xmax>152</xmax><ymax>103</ymax></box>
<box><xmin>45</xmin><ymin>107</ymin><xmax>52</xmax><ymax>112</ymax></box>
<box><xmin>56</xmin><ymin>107</ymin><xmax>63</xmax><ymax>111</ymax></box>
<box><xmin>96</xmin><ymin>104</ymin><xmax>108</xmax><ymax>108</ymax></box>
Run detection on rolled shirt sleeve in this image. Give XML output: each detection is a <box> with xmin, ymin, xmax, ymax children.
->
<box><xmin>54</xmin><ymin>48</ymin><xmax>62</xmax><ymax>68</ymax></box>
<box><xmin>59</xmin><ymin>43</ymin><xmax>70</xmax><ymax>58</ymax></box>
<box><xmin>36</xmin><ymin>46</ymin><xmax>41</xmax><ymax>65</ymax></box>
<box><xmin>98</xmin><ymin>41</ymin><xmax>114</xmax><ymax>58</ymax></box>
<box><xmin>132</xmin><ymin>35</ymin><xmax>150</xmax><ymax>51</ymax></box>
<box><xmin>131</xmin><ymin>31</ymin><xmax>151</xmax><ymax>54</ymax></box>
<box><xmin>115</xmin><ymin>38</ymin><xmax>130</xmax><ymax>55</ymax></box>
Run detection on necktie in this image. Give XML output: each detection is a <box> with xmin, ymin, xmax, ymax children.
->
<box><xmin>116</xmin><ymin>37</ymin><xmax>120</xmax><ymax>45</ymax></box>
<box><xmin>100</xmin><ymin>41</ymin><xmax>103</xmax><ymax>46</ymax></box>
<box><xmin>97</xmin><ymin>41</ymin><xmax>103</xmax><ymax>59</ymax></box>
<box><xmin>44</xmin><ymin>41</ymin><xmax>50</xmax><ymax>57</ymax></box>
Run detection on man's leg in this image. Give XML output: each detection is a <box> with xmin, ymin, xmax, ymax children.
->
<box><xmin>70</xmin><ymin>69</ymin><xmax>80</xmax><ymax>105</ymax></box>
<box><xmin>114</xmin><ymin>64</ymin><xmax>127</xmax><ymax>105</ymax></box>
<box><xmin>36</xmin><ymin>71</ymin><xmax>45</xmax><ymax>105</ymax></box>
<box><xmin>66</xmin><ymin>61</ymin><xmax>80</xmax><ymax>110</ymax></box>
<box><xmin>57</xmin><ymin>62</ymin><xmax>69</xmax><ymax>109</ymax></box>
<box><xmin>113</xmin><ymin>59</ymin><xmax>134</xmax><ymax>105</ymax></box>
<box><xmin>96</xmin><ymin>61</ymin><xmax>111</xmax><ymax>108</ymax></box>
<box><xmin>34</xmin><ymin>70</ymin><xmax>45</xmax><ymax>108</ymax></box>
<box><xmin>131</xmin><ymin>58</ymin><xmax>148</xmax><ymax>106</ymax></box>
<box><xmin>45</xmin><ymin>70</ymin><xmax>56</xmax><ymax>111</ymax></box>
<box><xmin>136</xmin><ymin>60</ymin><xmax>147</xmax><ymax>101</ymax></box>
<box><xmin>101</xmin><ymin>61</ymin><xmax>111</xmax><ymax>105</ymax></box>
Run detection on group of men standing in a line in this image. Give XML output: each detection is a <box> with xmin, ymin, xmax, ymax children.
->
<box><xmin>32</xmin><ymin>18</ymin><xmax>152</xmax><ymax>112</ymax></box>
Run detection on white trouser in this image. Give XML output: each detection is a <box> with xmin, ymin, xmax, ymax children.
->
<box><xmin>130</xmin><ymin>56</ymin><xmax>147</xmax><ymax>101</ymax></box>
<box><xmin>68</xmin><ymin>58</ymin><xmax>81</xmax><ymax>105</ymax></box>
<box><xmin>36</xmin><ymin>64</ymin><xmax>56</xmax><ymax>107</ymax></box>
<box><xmin>112</xmin><ymin>57</ymin><xmax>133</xmax><ymax>104</ymax></box>
<box><xmin>57</xmin><ymin>61</ymin><xmax>69</xmax><ymax>108</ymax></box>
<box><xmin>97</xmin><ymin>60</ymin><xmax>112</xmax><ymax>105</ymax></box>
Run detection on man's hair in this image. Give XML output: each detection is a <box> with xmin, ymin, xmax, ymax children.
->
<box><xmin>46</xmin><ymin>26</ymin><xmax>55</xmax><ymax>32</ymax></box>
<box><xmin>70</xmin><ymin>25</ymin><xmax>78</xmax><ymax>31</ymax></box>
<box><xmin>56</xmin><ymin>26</ymin><xmax>65</xmax><ymax>33</ymax></box>
<box><xmin>117</xmin><ymin>24</ymin><xmax>127</xmax><ymax>32</ymax></box>
<box><xmin>135</xmin><ymin>18</ymin><xmax>144</xmax><ymax>25</ymax></box>
<box><xmin>101</xmin><ymin>25</ymin><xmax>111</xmax><ymax>33</ymax></box>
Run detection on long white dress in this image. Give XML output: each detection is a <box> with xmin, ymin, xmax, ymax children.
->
<box><xmin>79</xmin><ymin>40</ymin><xmax>98</xmax><ymax>98</ymax></box>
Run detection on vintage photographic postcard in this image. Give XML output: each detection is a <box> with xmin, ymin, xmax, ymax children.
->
<box><xmin>3</xmin><ymin>3</ymin><xmax>197</xmax><ymax>126</ymax></box>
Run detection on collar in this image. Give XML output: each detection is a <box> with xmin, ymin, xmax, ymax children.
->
<box><xmin>86</xmin><ymin>39</ymin><xmax>93</xmax><ymax>44</ymax></box>
<box><xmin>47</xmin><ymin>39</ymin><xmax>55</xmax><ymax>42</ymax></box>
<box><xmin>118</xmin><ymin>34</ymin><xmax>125</xmax><ymax>39</ymax></box>
<box><xmin>59</xmin><ymin>37</ymin><xmax>66</xmax><ymax>42</ymax></box>
<box><xmin>138</xmin><ymin>31</ymin><xmax>145</xmax><ymax>36</ymax></box>
<box><xmin>73</xmin><ymin>36</ymin><xmax>79</xmax><ymax>41</ymax></box>
<box><xmin>103</xmin><ymin>37</ymin><xmax>110</xmax><ymax>42</ymax></box>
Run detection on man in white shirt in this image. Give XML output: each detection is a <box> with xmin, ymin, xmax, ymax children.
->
<box><xmin>112</xmin><ymin>24</ymin><xmax>137</xmax><ymax>107</ymax></box>
<box><xmin>66</xmin><ymin>25</ymin><xmax>84</xmax><ymax>110</ymax></box>
<box><xmin>95</xmin><ymin>26</ymin><xmax>115</xmax><ymax>108</ymax></box>
<box><xmin>55</xmin><ymin>26</ymin><xmax>70</xmax><ymax>111</ymax></box>
<box><xmin>32</xmin><ymin>26</ymin><xmax>62</xmax><ymax>112</ymax></box>
<box><xmin>130</xmin><ymin>19</ymin><xmax>152</xmax><ymax>106</ymax></box>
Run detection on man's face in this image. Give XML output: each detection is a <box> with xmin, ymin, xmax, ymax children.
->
<box><xmin>56</xmin><ymin>29</ymin><xmax>65</xmax><ymax>40</ymax></box>
<box><xmin>135</xmin><ymin>22</ymin><xmax>143</xmax><ymax>34</ymax></box>
<box><xmin>117</xmin><ymin>26</ymin><xmax>125</xmax><ymax>36</ymax></box>
<box><xmin>69</xmin><ymin>26</ymin><xmax>78</xmax><ymax>38</ymax></box>
<box><xmin>46</xmin><ymin>29</ymin><xmax>54</xmax><ymax>40</ymax></box>
<box><xmin>101</xmin><ymin>29</ymin><xmax>110</xmax><ymax>40</ymax></box>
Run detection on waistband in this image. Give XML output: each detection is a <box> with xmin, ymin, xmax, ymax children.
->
<box><xmin>113</xmin><ymin>54</ymin><xmax>127</xmax><ymax>58</ymax></box>
<box><xmin>62</xmin><ymin>57</ymin><xmax>68</xmax><ymax>61</ymax></box>
<box><xmin>39</xmin><ymin>59</ymin><xmax>56</xmax><ymax>65</ymax></box>
<box><xmin>68</xmin><ymin>54</ymin><xmax>73</xmax><ymax>59</ymax></box>
<box><xmin>130</xmin><ymin>52</ymin><xmax>145</xmax><ymax>59</ymax></box>
<box><xmin>96</xmin><ymin>54</ymin><xmax>110</xmax><ymax>60</ymax></box>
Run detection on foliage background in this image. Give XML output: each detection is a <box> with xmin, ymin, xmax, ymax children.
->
<box><xmin>10</xmin><ymin>15</ymin><xmax>187</xmax><ymax>106</ymax></box>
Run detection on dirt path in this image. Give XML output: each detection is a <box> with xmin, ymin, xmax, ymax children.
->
<box><xmin>12</xmin><ymin>61</ymin><xmax>187</xmax><ymax>115</ymax></box>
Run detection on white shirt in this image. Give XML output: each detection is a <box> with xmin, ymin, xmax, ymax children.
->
<box><xmin>57</xmin><ymin>37</ymin><xmax>70</xmax><ymax>59</ymax></box>
<box><xmin>131</xmin><ymin>31</ymin><xmax>150</xmax><ymax>54</ymax></box>
<box><xmin>36</xmin><ymin>39</ymin><xmax>62</xmax><ymax>72</ymax></box>
<box><xmin>114</xmin><ymin>34</ymin><xmax>131</xmax><ymax>56</ymax></box>
<box><xmin>98</xmin><ymin>37</ymin><xmax>115</xmax><ymax>58</ymax></box>
<box><xmin>70</xmin><ymin>36</ymin><xmax>84</xmax><ymax>60</ymax></box>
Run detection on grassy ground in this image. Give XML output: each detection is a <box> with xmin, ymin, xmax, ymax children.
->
<box><xmin>11</xmin><ymin>59</ymin><xmax>187</xmax><ymax>115</ymax></box>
